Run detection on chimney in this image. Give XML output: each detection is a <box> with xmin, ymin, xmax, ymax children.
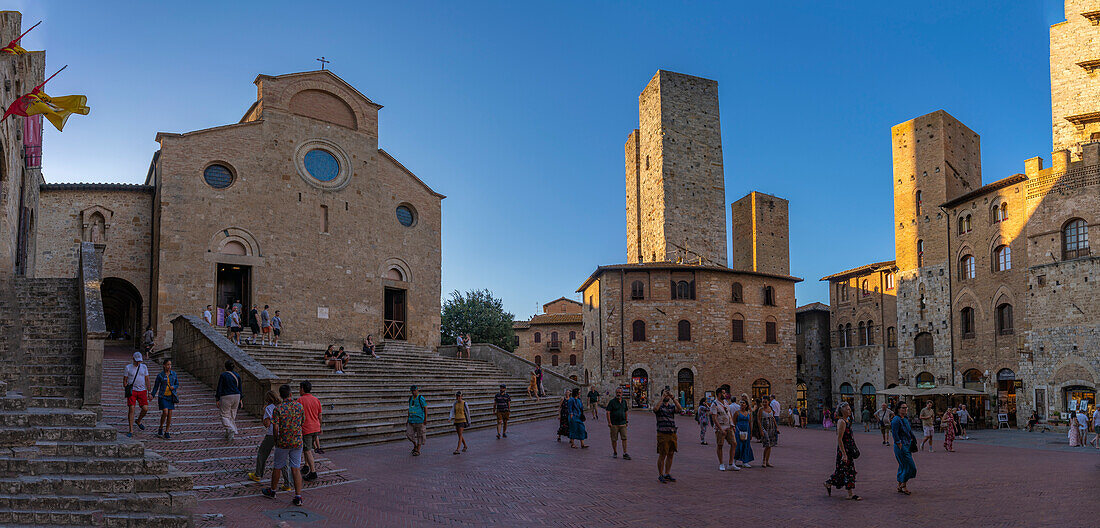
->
<box><xmin>1024</xmin><ymin>156</ymin><xmax>1043</xmax><ymax>177</ymax></box>
<box><xmin>1051</xmin><ymin>149</ymin><xmax>1070</xmax><ymax>172</ymax></box>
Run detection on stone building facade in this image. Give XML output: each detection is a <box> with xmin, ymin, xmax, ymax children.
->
<box><xmin>33</xmin><ymin>70</ymin><xmax>444</xmax><ymax>349</ymax></box>
<box><xmin>821</xmin><ymin>261</ymin><xmax>898</xmax><ymax>420</ymax></box>
<box><xmin>512</xmin><ymin>298</ymin><xmax>583</xmax><ymax>382</ymax></box>
<box><xmin>582</xmin><ymin>70</ymin><xmax>800</xmax><ymax>408</ymax></box>
<box><xmin>825</xmin><ymin>0</ymin><xmax>1100</xmax><ymax>426</ymax></box>
<box><xmin>795</xmin><ymin>302</ymin><xmax>831</xmax><ymax>423</ymax></box>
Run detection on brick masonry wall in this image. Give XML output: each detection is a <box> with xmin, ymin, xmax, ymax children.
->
<box><xmin>731</xmin><ymin>192</ymin><xmax>790</xmax><ymax>275</ymax></box>
<box><xmin>1050</xmin><ymin>0</ymin><xmax>1100</xmax><ymax>156</ymax></box>
<box><xmin>796</xmin><ymin>307</ymin><xmax>830</xmax><ymax>422</ymax></box>
<box><xmin>513</xmin><ymin>323</ymin><xmax>584</xmax><ymax>381</ymax></box>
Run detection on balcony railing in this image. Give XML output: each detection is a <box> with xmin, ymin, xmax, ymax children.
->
<box><xmin>547</xmin><ymin>340</ymin><xmax>562</xmax><ymax>351</ymax></box>
<box><xmin>24</xmin><ymin>145</ymin><xmax>41</xmax><ymax>169</ymax></box>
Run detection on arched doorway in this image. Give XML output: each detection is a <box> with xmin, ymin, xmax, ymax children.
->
<box><xmin>916</xmin><ymin>372</ymin><xmax>935</xmax><ymax>389</ymax></box>
<box><xmin>997</xmin><ymin>368</ymin><xmax>1017</xmax><ymax>427</ymax></box>
<box><xmin>631</xmin><ymin>368</ymin><xmax>649</xmax><ymax>408</ymax></box>
<box><xmin>839</xmin><ymin>383</ymin><xmax>854</xmax><ymax>409</ymax></box>
<box><xmin>796</xmin><ymin>381</ymin><xmax>808</xmax><ymax>420</ymax></box>
<box><xmin>1064</xmin><ymin>385</ymin><xmax>1096</xmax><ymax>415</ymax></box>
<box><xmin>751</xmin><ymin>378</ymin><xmax>771</xmax><ymax>400</ymax></box>
<box><xmin>860</xmin><ymin>383</ymin><xmax>876</xmax><ymax>417</ymax></box>
<box><xmin>101</xmin><ymin>278</ymin><xmax>142</xmax><ymax>345</ymax></box>
<box><xmin>677</xmin><ymin>368</ymin><xmax>695</xmax><ymax>409</ymax></box>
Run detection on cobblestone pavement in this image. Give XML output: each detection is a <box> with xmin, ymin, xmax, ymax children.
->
<box><xmin>197</xmin><ymin>409</ymin><xmax>1099</xmax><ymax>528</ymax></box>
<box><xmin>100</xmin><ymin>346</ymin><xmax>352</xmax><ymax>503</ymax></box>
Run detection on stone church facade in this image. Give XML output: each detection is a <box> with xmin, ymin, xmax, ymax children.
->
<box><xmin>824</xmin><ymin>0</ymin><xmax>1100</xmax><ymax>426</ymax></box>
<box><xmin>35</xmin><ymin>70</ymin><xmax>444</xmax><ymax>349</ymax></box>
<box><xmin>581</xmin><ymin>71</ymin><xmax>800</xmax><ymax>408</ymax></box>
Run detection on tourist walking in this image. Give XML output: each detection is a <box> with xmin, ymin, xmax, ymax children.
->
<box><xmin>1091</xmin><ymin>407</ymin><xmax>1100</xmax><ymax>449</ymax></box>
<box><xmin>824</xmin><ymin>402</ymin><xmax>860</xmax><ymax>500</ymax></box>
<box><xmin>1068</xmin><ymin>413</ymin><xmax>1082</xmax><ymax>447</ymax></box>
<box><xmin>494</xmin><ymin>384</ymin><xmax>511</xmax><ymax>439</ymax></box>
<box><xmin>261</xmin><ymin>384</ymin><xmax>304</xmax><ymax>506</ymax></box>
<box><xmin>215</xmin><ymin>360</ymin><xmax>243</xmax><ymax>441</ymax></box>
<box><xmin>862</xmin><ymin>406</ymin><xmax>871</xmax><ymax>432</ymax></box>
<box><xmin>203</xmin><ymin>305</ymin><xmax>212</xmax><ymax>325</ymax></box>
<box><xmin>248</xmin><ymin>389</ymin><xmax>291</xmax><ymax>490</ymax></box>
<box><xmin>298</xmin><ymin>381</ymin><xmax>322</xmax><ymax>481</ymax></box>
<box><xmin>271</xmin><ymin>311</ymin><xmax>282</xmax><ymax>346</ymax></box>
<box><xmin>696</xmin><ymin>397</ymin><xmax>710</xmax><ymax>445</ymax></box>
<box><xmin>260</xmin><ymin>305</ymin><xmax>272</xmax><ymax>345</ymax></box>
<box><xmin>363</xmin><ymin>334</ymin><xmax>378</xmax><ymax>359</ymax></box>
<box><xmin>228</xmin><ymin>306</ymin><xmax>243</xmax><ymax>345</ymax></box>
<box><xmin>606</xmin><ymin>388</ymin><xmax>630</xmax><ymax>459</ymax></box>
<box><xmin>957</xmin><ymin>403</ymin><xmax>972</xmax><ymax>439</ymax></box>
<box><xmin>535</xmin><ymin>365</ymin><xmax>545</xmax><ymax>397</ymax></box>
<box><xmin>769</xmin><ymin>395</ymin><xmax>781</xmax><ymax>421</ymax></box>
<box><xmin>654</xmin><ymin>388</ymin><xmax>682</xmax><ymax>483</ymax></box>
<box><xmin>587</xmin><ymin>386</ymin><xmax>600</xmax><ymax>421</ymax></box>
<box><xmin>124</xmin><ymin>352</ymin><xmax>150</xmax><ymax>438</ymax></box>
<box><xmin>789</xmin><ymin>405</ymin><xmax>801</xmax><ymax>428</ymax></box>
<box><xmin>566</xmin><ymin>388</ymin><xmax>588</xmax><ymax>448</ymax></box>
<box><xmin>733</xmin><ymin>398</ymin><xmax>754</xmax><ymax>468</ymax></box>
<box><xmin>150</xmin><ymin>359</ymin><xmax>179</xmax><ymax>439</ymax></box>
<box><xmin>527</xmin><ymin>371</ymin><xmax>538</xmax><ymax>399</ymax></box>
<box><xmin>941</xmin><ymin>407</ymin><xmax>956</xmax><ymax>452</ymax></box>
<box><xmin>556</xmin><ymin>389</ymin><xmax>570</xmax><ymax>441</ymax></box>
<box><xmin>918</xmin><ymin>401</ymin><xmax>935</xmax><ymax>452</ymax></box>
<box><xmin>710</xmin><ymin>389</ymin><xmax>737</xmax><ymax>471</ymax></box>
<box><xmin>874</xmin><ymin>403</ymin><xmax>893</xmax><ymax>445</ymax></box>
<box><xmin>759</xmin><ymin>399</ymin><xmax>779</xmax><ymax>467</ymax></box>
<box><xmin>822</xmin><ymin>408</ymin><xmax>833</xmax><ymax>430</ymax></box>
<box><xmin>449</xmin><ymin>391</ymin><xmax>471</xmax><ymax>454</ymax></box>
<box><xmin>1076</xmin><ymin>408</ymin><xmax>1089</xmax><ymax>446</ymax></box>
<box><xmin>406</xmin><ymin>386</ymin><xmax>427</xmax><ymax>456</ymax></box>
<box><xmin>247</xmin><ymin>305</ymin><xmax>261</xmax><ymax>344</ymax></box>
<box><xmin>891</xmin><ymin>402</ymin><xmax>917</xmax><ymax>494</ymax></box>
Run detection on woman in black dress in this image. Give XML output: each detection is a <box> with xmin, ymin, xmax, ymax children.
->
<box><xmin>556</xmin><ymin>390</ymin><xmax>570</xmax><ymax>441</ymax></box>
<box><xmin>824</xmin><ymin>401</ymin><xmax>861</xmax><ymax>500</ymax></box>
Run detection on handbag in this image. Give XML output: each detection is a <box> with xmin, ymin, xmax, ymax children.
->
<box><xmin>738</xmin><ymin>430</ymin><xmax>749</xmax><ymax>441</ymax></box>
<box><xmin>125</xmin><ymin>383</ymin><xmax>133</xmax><ymax>399</ymax></box>
<box><xmin>908</xmin><ymin>437</ymin><xmax>919</xmax><ymax>453</ymax></box>
<box><xmin>849</xmin><ymin>444</ymin><xmax>861</xmax><ymax>459</ymax></box>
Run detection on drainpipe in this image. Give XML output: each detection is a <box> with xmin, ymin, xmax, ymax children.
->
<box><xmin>940</xmin><ymin>205</ymin><xmax>956</xmax><ymax>387</ymax></box>
<box><xmin>620</xmin><ymin>269</ymin><xmax>626</xmax><ymax>377</ymax></box>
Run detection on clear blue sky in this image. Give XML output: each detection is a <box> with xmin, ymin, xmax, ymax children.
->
<box><xmin>18</xmin><ymin>1</ymin><xmax>1065</xmax><ymax>319</ymax></box>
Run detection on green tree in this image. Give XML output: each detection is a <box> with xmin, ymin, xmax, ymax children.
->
<box><xmin>440</xmin><ymin>289</ymin><xmax>516</xmax><ymax>352</ymax></box>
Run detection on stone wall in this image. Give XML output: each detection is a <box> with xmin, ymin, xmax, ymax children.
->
<box><xmin>795</xmin><ymin>305</ymin><xmax>830</xmax><ymax>422</ymax></box>
<box><xmin>1050</xmin><ymin>0</ymin><xmax>1100</xmax><ymax>157</ymax></box>
<box><xmin>513</xmin><ymin>322</ymin><xmax>584</xmax><ymax>381</ymax></box>
<box><xmin>731</xmin><ymin>192</ymin><xmax>790</xmax><ymax>275</ymax></box>
<box><xmin>439</xmin><ymin>343</ymin><xmax>581</xmax><ymax>396</ymax></box>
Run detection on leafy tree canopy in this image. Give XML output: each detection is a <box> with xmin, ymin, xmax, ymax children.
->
<box><xmin>440</xmin><ymin>289</ymin><xmax>516</xmax><ymax>352</ymax></box>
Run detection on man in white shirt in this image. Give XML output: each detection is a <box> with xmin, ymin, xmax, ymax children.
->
<box><xmin>957</xmin><ymin>404</ymin><xmax>972</xmax><ymax>439</ymax></box>
<box><xmin>1077</xmin><ymin>409</ymin><xmax>1089</xmax><ymax>442</ymax></box>
<box><xmin>1091</xmin><ymin>408</ymin><xmax>1100</xmax><ymax>449</ymax></box>
<box><xmin>709</xmin><ymin>388</ymin><xmax>738</xmax><ymax>471</ymax></box>
<box><xmin>769</xmin><ymin>395</ymin><xmax>781</xmax><ymax>418</ymax></box>
<box><xmin>202</xmin><ymin>305</ymin><xmax>213</xmax><ymax>325</ymax></box>
<box><xmin>124</xmin><ymin>352</ymin><xmax>150</xmax><ymax>438</ymax></box>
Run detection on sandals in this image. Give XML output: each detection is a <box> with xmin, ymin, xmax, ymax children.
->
<box><xmin>847</xmin><ymin>495</ymin><xmax>862</xmax><ymax>501</ymax></box>
<box><xmin>453</xmin><ymin>450</ymin><xmax>460</xmax><ymax>455</ymax></box>
<box><xmin>824</xmin><ymin>482</ymin><xmax>832</xmax><ymax>496</ymax></box>
<box><xmin>897</xmin><ymin>487</ymin><xmax>911</xmax><ymax>495</ymax></box>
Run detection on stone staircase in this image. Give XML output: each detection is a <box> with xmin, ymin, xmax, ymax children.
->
<box><xmin>101</xmin><ymin>352</ymin><xmax>350</xmax><ymax>501</ymax></box>
<box><xmin>0</xmin><ymin>278</ymin><xmax>196</xmax><ymax>527</ymax></box>
<box><xmin>236</xmin><ymin>339</ymin><xmax>562</xmax><ymax>449</ymax></box>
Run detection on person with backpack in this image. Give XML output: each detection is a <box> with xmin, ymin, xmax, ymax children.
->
<box><xmin>150</xmin><ymin>359</ymin><xmax>179</xmax><ymax>439</ymax></box>
<box><xmin>406</xmin><ymin>386</ymin><xmax>427</xmax><ymax>456</ymax></box>
<box><xmin>215</xmin><ymin>360</ymin><xmax>243</xmax><ymax>441</ymax></box>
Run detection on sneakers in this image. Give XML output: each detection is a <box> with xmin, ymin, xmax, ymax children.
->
<box><xmin>742</xmin><ymin>463</ymin><xmax>752</xmax><ymax>468</ymax></box>
<box><xmin>303</xmin><ymin>472</ymin><xmax>318</xmax><ymax>482</ymax></box>
<box><xmin>503</xmin><ymin>433</ymin><xmax>508</xmax><ymax>438</ymax></box>
<box><xmin>281</xmin><ymin>483</ymin><xmax>292</xmax><ymax>491</ymax></box>
<box><xmin>261</xmin><ymin>488</ymin><xmax>276</xmax><ymax>499</ymax></box>
<box><xmin>164</xmin><ymin>432</ymin><xmax>171</xmax><ymax>439</ymax></box>
<box><xmin>719</xmin><ymin>464</ymin><xmax>727</xmax><ymax>471</ymax></box>
<box><xmin>336</xmin><ymin>370</ymin><xmax>344</xmax><ymax>374</ymax></box>
<box><xmin>136</xmin><ymin>422</ymin><xmax>145</xmax><ymax>431</ymax></box>
<box><xmin>622</xmin><ymin>454</ymin><xmax>631</xmax><ymax>460</ymax></box>
<box><xmin>293</xmin><ymin>496</ymin><xmax>303</xmax><ymax>506</ymax></box>
<box><xmin>156</xmin><ymin>429</ymin><xmax>163</xmax><ymax>437</ymax></box>
<box><xmin>658</xmin><ymin>475</ymin><xmax>669</xmax><ymax>484</ymax></box>
<box><xmin>729</xmin><ymin>464</ymin><xmax>741</xmax><ymax>471</ymax></box>
<box><xmin>612</xmin><ymin>453</ymin><xmax>618</xmax><ymax>458</ymax></box>
<box><xmin>247</xmin><ymin>472</ymin><xmax>261</xmax><ymax>482</ymax></box>
<box><xmin>664</xmin><ymin>475</ymin><xmax>676</xmax><ymax>482</ymax></box>
<box><xmin>125</xmin><ymin>432</ymin><xmax>133</xmax><ymax>438</ymax></box>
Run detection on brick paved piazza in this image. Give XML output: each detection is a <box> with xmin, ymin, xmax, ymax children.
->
<box><xmin>198</xmin><ymin>414</ymin><xmax>1099</xmax><ymax>527</ymax></box>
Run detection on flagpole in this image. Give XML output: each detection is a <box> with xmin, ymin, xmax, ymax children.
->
<box><xmin>12</xmin><ymin>21</ymin><xmax>41</xmax><ymax>44</ymax></box>
<box><xmin>36</xmin><ymin>65</ymin><xmax>67</xmax><ymax>91</ymax></box>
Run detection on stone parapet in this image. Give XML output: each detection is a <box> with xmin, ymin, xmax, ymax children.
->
<box><xmin>78</xmin><ymin>242</ymin><xmax>107</xmax><ymax>414</ymax></box>
<box><xmin>439</xmin><ymin>343</ymin><xmax>581</xmax><ymax>396</ymax></box>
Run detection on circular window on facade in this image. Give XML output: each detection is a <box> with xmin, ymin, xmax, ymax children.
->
<box><xmin>303</xmin><ymin>149</ymin><xmax>340</xmax><ymax>182</ymax></box>
<box><xmin>203</xmin><ymin>164</ymin><xmax>234</xmax><ymax>189</ymax></box>
<box><xmin>396</xmin><ymin>204</ymin><xmax>416</xmax><ymax>227</ymax></box>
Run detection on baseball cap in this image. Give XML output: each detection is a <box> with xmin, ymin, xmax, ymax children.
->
<box><xmin>133</xmin><ymin>352</ymin><xmax>143</xmax><ymax>362</ymax></box>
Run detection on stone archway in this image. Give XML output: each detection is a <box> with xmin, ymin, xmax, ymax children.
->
<box><xmin>102</xmin><ymin>277</ymin><xmax>142</xmax><ymax>345</ymax></box>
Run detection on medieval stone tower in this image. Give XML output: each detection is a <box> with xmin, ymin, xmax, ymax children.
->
<box><xmin>1050</xmin><ymin>0</ymin><xmax>1100</xmax><ymax>158</ymax></box>
<box><xmin>625</xmin><ymin>70</ymin><xmax>727</xmax><ymax>267</ymax></box>
<box><xmin>892</xmin><ymin>110</ymin><xmax>981</xmax><ymax>387</ymax></box>
<box><xmin>730</xmin><ymin>191</ymin><xmax>790</xmax><ymax>275</ymax></box>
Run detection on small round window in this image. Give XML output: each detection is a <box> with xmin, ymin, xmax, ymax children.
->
<box><xmin>396</xmin><ymin>205</ymin><xmax>416</xmax><ymax>227</ymax></box>
<box><xmin>303</xmin><ymin>149</ymin><xmax>340</xmax><ymax>182</ymax></box>
<box><xmin>203</xmin><ymin>164</ymin><xmax>234</xmax><ymax>189</ymax></box>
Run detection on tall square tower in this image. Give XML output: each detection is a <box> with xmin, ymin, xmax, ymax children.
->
<box><xmin>625</xmin><ymin>70</ymin><xmax>727</xmax><ymax>266</ymax></box>
<box><xmin>730</xmin><ymin>191</ymin><xmax>790</xmax><ymax>275</ymax></box>
<box><xmin>1050</xmin><ymin>0</ymin><xmax>1100</xmax><ymax>157</ymax></box>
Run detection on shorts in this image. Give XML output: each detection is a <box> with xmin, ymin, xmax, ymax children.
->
<box><xmin>157</xmin><ymin>396</ymin><xmax>175</xmax><ymax>410</ymax></box>
<box><xmin>230</xmin><ymin>326</ymin><xmax>243</xmax><ymax>333</ymax></box>
<box><xmin>657</xmin><ymin>432</ymin><xmax>678</xmax><ymax>455</ymax></box>
<box><xmin>249</xmin><ymin>324</ymin><xmax>261</xmax><ymax>334</ymax></box>
<box><xmin>127</xmin><ymin>390</ymin><xmax>148</xmax><ymax>407</ymax></box>
<box><xmin>609</xmin><ymin>424</ymin><xmax>628</xmax><ymax>442</ymax></box>
<box><xmin>923</xmin><ymin>425</ymin><xmax>935</xmax><ymax>436</ymax></box>
<box><xmin>495</xmin><ymin>411</ymin><xmax>510</xmax><ymax>420</ymax></box>
<box><xmin>273</xmin><ymin>328</ymin><xmax>281</xmax><ymax>336</ymax></box>
<box><xmin>454</xmin><ymin>421</ymin><xmax>469</xmax><ymax>430</ymax></box>
<box><xmin>715</xmin><ymin>427</ymin><xmax>734</xmax><ymax>446</ymax></box>
<box><xmin>273</xmin><ymin>447</ymin><xmax>302</xmax><ymax>469</ymax></box>
<box><xmin>406</xmin><ymin>423</ymin><xmax>427</xmax><ymax>444</ymax></box>
<box><xmin>302</xmin><ymin>432</ymin><xmax>318</xmax><ymax>452</ymax></box>
<box><xmin>262</xmin><ymin>326</ymin><xmax>271</xmax><ymax>334</ymax></box>
<box><xmin>880</xmin><ymin>423</ymin><xmax>889</xmax><ymax>432</ymax></box>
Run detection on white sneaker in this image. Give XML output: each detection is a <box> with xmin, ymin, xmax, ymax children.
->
<box><xmin>336</xmin><ymin>370</ymin><xmax>343</xmax><ymax>374</ymax></box>
<box><xmin>742</xmin><ymin>463</ymin><xmax>752</xmax><ymax>468</ymax></box>
<box><xmin>718</xmin><ymin>464</ymin><xmax>726</xmax><ymax>471</ymax></box>
<box><xmin>729</xmin><ymin>464</ymin><xmax>741</xmax><ymax>471</ymax></box>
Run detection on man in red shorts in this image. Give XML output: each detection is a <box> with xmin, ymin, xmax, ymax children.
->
<box><xmin>124</xmin><ymin>351</ymin><xmax>150</xmax><ymax>438</ymax></box>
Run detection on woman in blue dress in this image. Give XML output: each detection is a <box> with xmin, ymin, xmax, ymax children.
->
<box><xmin>891</xmin><ymin>401</ymin><xmax>917</xmax><ymax>495</ymax></box>
<box><xmin>733</xmin><ymin>399</ymin><xmax>754</xmax><ymax>468</ymax></box>
<box><xmin>567</xmin><ymin>388</ymin><xmax>588</xmax><ymax>448</ymax></box>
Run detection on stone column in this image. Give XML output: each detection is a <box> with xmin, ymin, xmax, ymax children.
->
<box><xmin>79</xmin><ymin>242</ymin><xmax>108</xmax><ymax>417</ymax></box>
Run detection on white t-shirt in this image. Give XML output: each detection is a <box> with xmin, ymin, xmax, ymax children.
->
<box><xmin>709</xmin><ymin>400</ymin><xmax>731</xmax><ymax>428</ymax></box>
<box><xmin>124</xmin><ymin>363</ymin><xmax>149</xmax><ymax>392</ymax></box>
<box><xmin>770</xmin><ymin>399</ymin><xmax>781</xmax><ymax>416</ymax></box>
<box><xmin>1092</xmin><ymin>409</ymin><xmax>1100</xmax><ymax>427</ymax></box>
<box><xmin>729</xmin><ymin>402</ymin><xmax>742</xmax><ymax>415</ymax></box>
<box><xmin>958</xmin><ymin>409</ymin><xmax>971</xmax><ymax>423</ymax></box>
<box><xmin>263</xmin><ymin>403</ymin><xmax>276</xmax><ymax>436</ymax></box>
<box><xmin>1077</xmin><ymin>412</ymin><xmax>1089</xmax><ymax>429</ymax></box>
<box><xmin>202</xmin><ymin>310</ymin><xmax>212</xmax><ymax>323</ymax></box>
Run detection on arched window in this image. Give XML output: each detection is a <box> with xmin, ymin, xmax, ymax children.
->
<box><xmin>887</xmin><ymin>326</ymin><xmax>897</xmax><ymax>348</ymax></box>
<box><xmin>959</xmin><ymin>255</ymin><xmax>975</xmax><ymax>280</ymax></box>
<box><xmin>839</xmin><ymin>383</ymin><xmax>854</xmax><ymax>407</ymax></box>
<box><xmin>996</xmin><ymin>303</ymin><xmax>1013</xmax><ymax>335</ymax></box>
<box><xmin>965</xmin><ymin>214</ymin><xmax>972</xmax><ymax>233</ymax></box>
<box><xmin>764</xmin><ymin>286</ymin><xmax>776</xmax><ymax>306</ymax></box>
<box><xmin>630</xmin><ymin>280</ymin><xmax>645</xmax><ymax>300</ymax></box>
<box><xmin>845</xmin><ymin>323</ymin><xmax>852</xmax><ymax>347</ymax></box>
<box><xmin>731</xmin><ymin>282</ymin><xmax>743</xmax><ymax>303</ymax></box>
<box><xmin>569</xmin><ymin>354</ymin><xmax>577</xmax><ymax>366</ymax></box>
<box><xmin>858</xmin><ymin>321</ymin><xmax>867</xmax><ymax>345</ymax></box>
<box><xmin>916</xmin><ymin>371</ymin><xmax>935</xmax><ymax>388</ymax></box>
<box><xmin>917</xmin><ymin>239</ymin><xmax>924</xmax><ymax>267</ymax></box>
<box><xmin>994</xmin><ymin>245</ymin><xmax>1011</xmax><ymax>271</ymax></box>
<box><xmin>551</xmin><ymin>354</ymin><xmax>559</xmax><ymax>366</ymax></box>
<box><xmin>751</xmin><ymin>378</ymin><xmax>771</xmax><ymax>399</ymax></box>
<box><xmin>861</xmin><ymin>280</ymin><xmax>869</xmax><ymax>297</ymax></box>
<box><xmin>991</xmin><ymin>204</ymin><xmax>1001</xmax><ymax>223</ymax></box>
<box><xmin>550</xmin><ymin>331</ymin><xmax>558</xmax><ymax>343</ymax></box>
<box><xmin>569</xmin><ymin>331</ymin><xmax>576</xmax><ymax>341</ymax></box>
<box><xmin>962</xmin><ymin>369</ymin><xmax>982</xmax><ymax>390</ymax></box>
<box><xmin>837</xmin><ymin>324</ymin><xmax>846</xmax><ymax>347</ymax></box>
<box><xmin>765</xmin><ymin>317</ymin><xmax>778</xmax><ymax>344</ymax></box>
<box><xmin>534</xmin><ymin>332</ymin><xmax>541</xmax><ymax>343</ymax></box>
<box><xmin>860</xmin><ymin>383</ymin><xmax>876</xmax><ymax>415</ymax></box>
<box><xmin>534</xmin><ymin>355</ymin><xmax>542</xmax><ymax>365</ymax></box>
<box><xmin>960</xmin><ymin>307</ymin><xmax>975</xmax><ymax>338</ymax></box>
<box><xmin>866</xmin><ymin>320</ymin><xmax>875</xmax><ymax>345</ymax></box>
<box><xmin>839</xmin><ymin>282</ymin><xmax>849</xmax><ymax>301</ymax></box>
<box><xmin>672</xmin><ymin>280</ymin><xmax>695</xmax><ymax>300</ymax></box>
<box><xmin>731</xmin><ymin>314</ymin><xmax>745</xmax><ymax>342</ymax></box>
<box><xmin>915</xmin><ymin>190</ymin><xmax>922</xmax><ymax>215</ymax></box>
<box><xmin>999</xmin><ymin>202</ymin><xmax>1008</xmax><ymax>221</ymax></box>
<box><xmin>914</xmin><ymin>332</ymin><xmax>933</xmax><ymax>357</ymax></box>
<box><xmin>677</xmin><ymin>320</ymin><xmax>691</xmax><ymax>341</ymax></box>
<box><xmin>958</xmin><ymin>216</ymin><xmax>966</xmax><ymax>234</ymax></box>
<box><xmin>631</xmin><ymin>320</ymin><xmax>646</xmax><ymax>342</ymax></box>
<box><xmin>1063</xmin><ymin>218</ymin><xmax>1090</xmax><ymax>259</ymax></box>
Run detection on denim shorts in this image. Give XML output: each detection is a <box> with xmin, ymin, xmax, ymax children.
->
<box><xmin>273</xmin><ymin>447</ymin><xmax>302</xmax><ymax>469</ymax></box>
